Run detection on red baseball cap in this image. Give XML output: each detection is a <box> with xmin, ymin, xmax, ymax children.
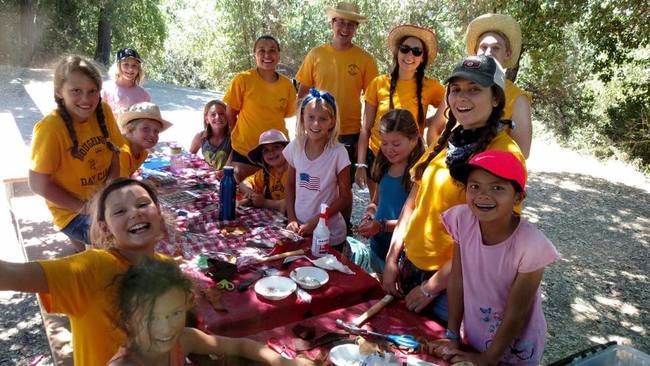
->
<box><xmin>451</xmin><ymin>150</ymin><xmax>527</xmax><ymax>192</ymax></box>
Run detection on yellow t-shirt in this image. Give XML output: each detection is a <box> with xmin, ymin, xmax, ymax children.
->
<box><xmin>244</xmin><ymin>167</ymin><xmax>288</xmax><ymax>200</ymax></box>
<box><xmin>38</xmin><ymin>249</ymin><xmax>168</xmax><ymax>366</ymax></box>
<box><xmin>296</xmin><ymin>44</ymin><xmax>378</xmax><ymax>135</ymax></box>
<box><xmin>504</xmin><ymin>79</ymin><xmax>532</xmax><ymax>120</ymax></box>
<box><xmin>223</xmin><ymin>69</ymin><xmax>297</xmax><ymax>155</ymax></box>
<box><xmin>119</xmin><ymin>143</ymin><xmax>148</xmax><ymax>177</ymax></box>
<box><xmin>30</xmin><ymin>102</ymin><xmax>127</xmax><ymax>229</ymax></box>
<box><xmin>404</xmin><ymin>130</ymin><xmax>524</xmax><ymax>271</ymax></box>
<box><xmin>365</xmin><ymin>75</ymin><xmax>444</xmax><ymax>154</ymax></box>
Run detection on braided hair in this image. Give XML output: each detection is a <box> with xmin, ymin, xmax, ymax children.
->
<box><xmin>53</xmin><ymin>55</ymin><xmax>117</xmax><ymax>160</ymax></box>
<box><xmin>370</xmin><ymin>109</ymin><xmax>425</xmax><ymax>192</ymax></box>
<box><xmin>413</xmin><ymin>84</ymin><xmax>507</xmax><ymax>180</ymax></box>
<box><xmin>388</xmin><ymin>36</ymin><xmax>428</xmax><ymax>131</ymax></box>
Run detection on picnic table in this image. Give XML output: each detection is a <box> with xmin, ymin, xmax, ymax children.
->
<box><xmin>142</xmin><ymin>147</ymin><xmax>384</xmax><ymax>338</ymax></box>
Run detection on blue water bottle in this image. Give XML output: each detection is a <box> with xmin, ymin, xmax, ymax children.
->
<box><xmin>219</xmin><ymin>166</ymin><xmax>236</xmax><ymax>221</ymax></box>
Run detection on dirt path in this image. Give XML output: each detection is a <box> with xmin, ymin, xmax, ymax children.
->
<box><xmin>1</xmin><ymin>66</ymin><xmax>648</xmax><ymax>364</ymax></box>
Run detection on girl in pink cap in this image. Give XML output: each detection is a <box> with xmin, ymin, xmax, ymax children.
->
<box><xmin>431</xmin><ymin>150</ymin><xmax>559</xmax><ymax>365</ymax></box>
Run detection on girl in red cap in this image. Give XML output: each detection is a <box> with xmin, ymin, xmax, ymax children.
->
<box><xmin>431</xmin><ymin>150</ymin><xmax>559</xmax><ymax>365</ymax></box>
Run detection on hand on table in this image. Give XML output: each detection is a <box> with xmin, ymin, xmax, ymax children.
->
<box><xmin>427</xmin><ymin>338</ymin><xmax>460</xmax><ymax>359</ymax></box>
<box><xmin>404</xmin><ymin>284</ymin><xmax>434</xmax><ymax>313</ymax></box>
<box><xmin>381</xmin><ymin>261</ymin><xmax>402</xmax><ymax>296</ymax></box>
<box><xmin>250</xmin><ymin>192</ymin><xmax>265</xmax><ymax>207</ymax></box>
<box><xmin>298</xmin><ymin>218</ymin><xmax>317</xmax><ymax>237</ymax></box>
<box><xmin>287</xmin><ymin>221</ymin><xmax>300</xmax><ymax>233</ymax></box>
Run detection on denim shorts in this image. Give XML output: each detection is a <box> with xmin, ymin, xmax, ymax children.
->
<box><xmin>397</xmin><ymin>251</ymin><xmax>449</xmax><ymax>323</ymax></box>
<box><xmin>60</xmin><ymin>214</ymin><xmax>91</xmax><ymax>245</ymax></box>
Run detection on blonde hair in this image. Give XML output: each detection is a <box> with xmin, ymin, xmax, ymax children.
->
<box><xmin>109</xmin><ymin>58</ymin><xmax>145</xmax><ymax>85</ymax></box>
<box><xmin>295</xmin><ymin>89</ymin><xmax>340</xmax><ymax>149</ymax></box>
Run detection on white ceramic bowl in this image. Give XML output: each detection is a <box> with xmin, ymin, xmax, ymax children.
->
<box><xmin>329</xmin><ymin>343</ymin><xmax>363</xmax><ymax>366</ymax></box>
<box><xmin>254</xmin><ymin>275</ymin><xmax>296</xmax><ymax>300</ymax></box>
<box><xmin>289</xmin><ymin>266</ymin><xmax>329</xmax><ymax>290</ymax></box>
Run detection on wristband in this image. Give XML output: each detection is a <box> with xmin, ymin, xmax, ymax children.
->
<box><xmin>444</xmin><ymin>328</ymin><xmax>460</xmax><ymax>341</ymax></box>
<box><xmin>419</xmin><ymin>283</ymin><xmax>432</xmax><ymax>298</ymax></box>
<box><xmin>354</xmin><ymin>163</ymin><xmax>368</xmax><ymax>168</ymax></box>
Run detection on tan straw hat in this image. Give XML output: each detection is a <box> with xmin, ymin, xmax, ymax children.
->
<box><xmin>119</xmin><ymin>102</ymin><xmax>172</xmax><ymax>132</ymax></box>
<box><xmin>387</xmin><ymin>24</ymin><xmax>437</xmax><ymax>65</ymax></box>
<box><xmin>248</xmin><ymin>129</ymin><xmax>289</xmax><ymax>166</ymax></box>
<box><xmin>325</xmin><ymin>2</ymin><xmax>367</xmax><ymax>23</ymax></box>
<box><xmin>465</xmin><ymin>13</ymin><xmax>522</xmax><ymax>69</ymax></box>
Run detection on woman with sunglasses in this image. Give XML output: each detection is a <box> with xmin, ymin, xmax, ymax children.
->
<box><xmin>355</xmin><ymin>25</ymin><xmax>444</xmax><ymax>196</ymax></box>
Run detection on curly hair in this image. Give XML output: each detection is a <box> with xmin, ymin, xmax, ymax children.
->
<box><xmin>112</xmin><ymin>257</ymin><xmax>194</xmax><ymax>341</ymax></box>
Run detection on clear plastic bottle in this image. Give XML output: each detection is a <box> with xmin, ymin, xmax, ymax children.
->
<box><xmin>311</xmin><ymin>203</ymin><xmax>330</xmax><ymax>257</ymax></box>
<box><xmin>170</xmin><ymin>144</ymin><xmax>184</xmax><ymax>174</ymax></box>
<box><xmin>219</xmin><ymin>166</ymin><xmax>237</xmax><ymax>221</ymax></box>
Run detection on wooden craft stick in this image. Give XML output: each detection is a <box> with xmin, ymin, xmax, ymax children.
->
<box><xmin>259</xmin><ymin>248</ymin><xmax>306</xmax><ymax>263</ymax></box>
<box><xmin>351</xmin><ymin>294</ymin><xmax>394</xmax><ymax>326</ymax></box>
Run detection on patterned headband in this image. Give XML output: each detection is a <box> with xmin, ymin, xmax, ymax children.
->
<box><xmin>301</xmin><ymin>88</ymin><xmax>337</xmax><ymax>116</ymax></box>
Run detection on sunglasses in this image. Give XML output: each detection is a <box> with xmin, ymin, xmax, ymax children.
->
<box><xmin>399</xmin><ymin>44</ymin><xmax>424</xmax><ymax>57</ymax></box>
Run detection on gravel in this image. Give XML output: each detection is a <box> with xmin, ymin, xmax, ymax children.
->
<box><xmin>1</xmin><ymin>66</ymin><xmax>648</xmax><ymax>365</ymax></box>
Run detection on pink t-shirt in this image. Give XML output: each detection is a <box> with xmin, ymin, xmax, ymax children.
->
<box><xmin>283</xmin><ymin>140</ymin><xmax>350</xmax><ymax>245</ymax></box>
<box><xmin>101</xmin><ymin>79</ymin><xmax>151</xmax><ymax>115</ymax></box>
<box><xmin>442</xmin><ymin>204</ymin><xmax>559</xmax><ymax>365</ymax></box>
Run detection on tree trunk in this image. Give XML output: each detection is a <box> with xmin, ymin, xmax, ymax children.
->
<box><xmin>19</xmin><ymin>0</ymin><xmax>36</xmax><ymax>66</ymax></box>
<box><xmin>94</xmin><ymin>5</ymin><xmax>112</xmax><ymax>66</ymax></box>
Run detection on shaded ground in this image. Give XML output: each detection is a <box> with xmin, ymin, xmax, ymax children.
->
<box><xmin>0</xmin><ymin>66</ymin><xmax>648</xmax><ymax>365</ymax></box>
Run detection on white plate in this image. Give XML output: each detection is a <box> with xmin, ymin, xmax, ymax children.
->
<box><xmin>329</xmin><ymin>344</ymin><xmax>363</xmax><ymax>366</ymax></box>
<box><xmin>254</xmin><ymin>275</ymin><xmax>296</xmax><ymax>300</ymax></box>
<box><xmin>289</xmin><ymin>266</ymin><xmax>329</xmax><ymax>290</ymax></box>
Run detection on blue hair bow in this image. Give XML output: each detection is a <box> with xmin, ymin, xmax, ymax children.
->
<box><xmin>301</xmin><ymin>88</ymin><xmax>337</xmax><ymax>115</ymax></box>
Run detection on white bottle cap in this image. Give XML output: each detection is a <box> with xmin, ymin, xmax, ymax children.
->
<box><xmin>320</xmin><ymin>203</ymin><xmax>328</xmax><ymax>214</ymax></box>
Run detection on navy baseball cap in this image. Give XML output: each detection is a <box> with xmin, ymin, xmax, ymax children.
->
<box><xmin>116</xmin><ymin>48</ymin><xmax>142</xmax><ymax>62</ymax></box>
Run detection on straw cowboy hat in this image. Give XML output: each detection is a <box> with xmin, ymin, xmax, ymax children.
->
<box><xmin>465</xmin><ymin>13</ymin><xmax>522</xmax><ymax>69</ymax></box>
<box><xmin>325</xmin><ymin>2</ymin><xmax>367</xmax><ymax>23</ymax></box>
<box><xmin>248</xmin><ymin>129</ymin><xmax>289</xmax><ymax>166</ymax></box>
<box><xmin>387</xmin><ymin>24</ymin><xmax>438</xmax><ymax>65</ymax></box>
<box><xmin>119</xmin><ymin>102</ymin><xmax>173</xmax><ymax>132</ymax></box>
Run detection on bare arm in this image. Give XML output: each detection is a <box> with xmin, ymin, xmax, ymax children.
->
<box><xmin>0</xmin><ymin>260</ymin><xmax>48</xmax><ymax>293</ymax></box>
<box><xmin>225</xmin><ymin>105</ymin><xmax>239</xmax><ymax>131</ymax></box>
<box><xmin>29</xmin><ymin>170</ymin><xmax>84</xmax><ymax>213</ymax></box>
<box><xmin>446</xmin><ymin>244</ymin><xmax>464</xmax><ymax>336</ymax></box>
<box><xmin>382</xmin><ymin>182</ymin><xmax>418</xmax><ymax>295</ymax></box>
<box><xmin>189</xmin><ymin>132</ymin><xmax>203</xmax><ymax>154</ymax></box>
<box><xmin>285</xmin><ymin>166</ymin><xmax>299</xmax><ymax>231</ymax></box>
<box><xmin>297</xmin><ymin>84</ymin><xmax>310</xmax><ymax>99</ymax></box>
<box><xmin>183</xmin><ymin>328</ymin><xmax>307</xmax><ymax>365</ymax></box>
<box><xmin>355</xmin><ymin>102</ymin><xmax>377</xmax><ymax>188</ymax></box>
<box><xmin>509</xmin><ymin>95</ymin><xmax>532</xmax><ymax>158</ymax></box>
<box><xmin>426</xmin><ymin>100</ymin><xmax>447</xmax><ymax>146</ymax></box>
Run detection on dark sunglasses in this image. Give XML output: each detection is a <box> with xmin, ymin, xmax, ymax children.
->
<box><xmin>399</xmin><ymin>44</ymin><xmax>424</xmax><ymax>57</ymax></box>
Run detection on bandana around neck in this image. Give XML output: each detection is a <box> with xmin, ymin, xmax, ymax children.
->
<box><xmin>445</xmin><ymin>125</ymin><xmax>490</xmax><ymax>169</ymax></box>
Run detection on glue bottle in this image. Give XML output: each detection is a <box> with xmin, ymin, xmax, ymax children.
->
<box><xmin>311</xmin><ymin>203</ymin><xmax>330</xmax><ymax>257</ymax></box>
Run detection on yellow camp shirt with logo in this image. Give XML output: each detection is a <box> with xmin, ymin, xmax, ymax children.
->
<box><xmin>119</xmin><ymin>143</ymin><xmax>148</xmax><ymax>177</ymax></box>
<box><xmin>296</xmin><ymin>44</ymin><xmax>378</xmax><ymax>135</ymax></box>
<box><xmin>404</xmin><ymin>130</ymin><xmax>525</xmax><ymax>271</ymax></box>
<box><xmin>365</xmin><ymin>75</ymin><xmax>444</xmax><ymax>154</ymax></box>
<box><xmin>30</xmin><ymin>102</ymin><xmax>126</xmax><ymax>229</ymax></box>
<box><xmin>224</xmin><ymin>69</ymin><xmax>297</xmax><ymax>155</ymax></box>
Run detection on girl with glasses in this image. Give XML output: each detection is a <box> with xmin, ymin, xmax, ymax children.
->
<box><xmin>355</xmin><ymin>25</ymin><xmax>444</xmax><ymax>198</ymax></box>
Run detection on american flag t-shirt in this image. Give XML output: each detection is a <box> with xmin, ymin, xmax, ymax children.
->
<box><xmin>299</xmin><ymin>172</ymin><xmax>320</xmax><ymax>191</ymax></box>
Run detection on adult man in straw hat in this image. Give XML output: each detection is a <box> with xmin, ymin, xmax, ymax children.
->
<box><xmin>295</xmin><ymin>2</ymin><xmax>378</xmax><ymax>228</ymax></box>
<box><xmin>466</xmin><ymin>13</ymin><xmax>533</xmax><ymax>158</ymax></box>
